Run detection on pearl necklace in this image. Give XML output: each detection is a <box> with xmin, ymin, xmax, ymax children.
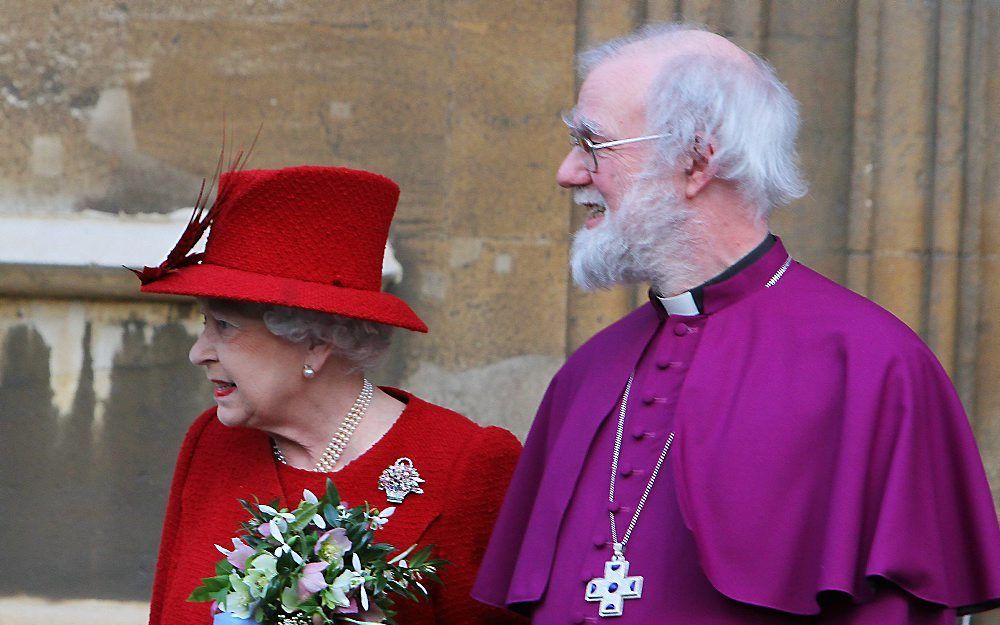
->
<box><xmin>271</xmin><ymin>378</ymin><xmax>374</xmax><ymax>472</ymax></box>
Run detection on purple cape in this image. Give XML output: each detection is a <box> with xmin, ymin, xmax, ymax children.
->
<box><xmin>473</xmin><ymin>239</ymin><xmax>1000</xmax><ymax>615</ymax></box>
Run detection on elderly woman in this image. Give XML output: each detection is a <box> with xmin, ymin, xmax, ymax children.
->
<box><xmin>138</xmin><ymin>165</ymin><xmax>524</xmax><ymax>624</ymax></box>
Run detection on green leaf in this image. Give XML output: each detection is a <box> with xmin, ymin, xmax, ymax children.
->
<box><xmin>187</xmin><ymin>587</ymin><xmax>212</xmax><ymax>603</ymax></box>
<box><xmin>215</xmin><ymin>559</ymin><xmax>235</xmax><ymax>575</ymax></box>
<box><xmin>210</xmin><ymin>588</ymin><xmax>229</xmax><ymax>604</ymax></box>
<box><xmin>196</xmin><ymin>574</ymin><xmax>231</xmax><ymax>593</ymax></box>
<box><xmin>324</xmin><ymin>478</ymin><xmax>341</xmax><ymax>506</ymax></box>
<box><xmin>322</xmin><ymin>502</ymin><xmax>339</xmax><ymax>527</ymax></box>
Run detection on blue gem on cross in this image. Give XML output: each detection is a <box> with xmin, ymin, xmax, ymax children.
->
<box><xmin>585</xmin><ymin>558</ymin><xmax>644</xmax><ymax>618</ymax></box>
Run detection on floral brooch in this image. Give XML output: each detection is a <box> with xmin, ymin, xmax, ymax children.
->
<box><xmin>378</xmin><ymin>457</ymin><xmax>425</xmax><ymax>504</ymax></box>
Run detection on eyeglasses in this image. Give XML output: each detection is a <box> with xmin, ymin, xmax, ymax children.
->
<box><xmin>563</xmin><ymin>114</ymin><xmax>669</xmax><ymax>172</ymax></box>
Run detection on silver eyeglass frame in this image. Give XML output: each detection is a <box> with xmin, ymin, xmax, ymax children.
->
<box><xmin>563</xmin><ymin>114</ymin><xmax>669</xmax><ymax>172</ymax></box>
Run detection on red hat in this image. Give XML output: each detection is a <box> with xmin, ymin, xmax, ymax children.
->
<box><xmin>134</xmin><ymin>165</ymin><xmax>427</xmax><ymax>332</ymax></box>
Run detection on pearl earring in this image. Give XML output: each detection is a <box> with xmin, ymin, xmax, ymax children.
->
<box><xmin>303</xmin><ymin>364</ymin><xmax>316</xmax><ymax>378</ymax></box>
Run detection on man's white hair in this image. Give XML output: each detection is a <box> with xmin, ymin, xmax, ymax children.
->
<box><xmin>579</xmin><ymin>23</ymin><xmax>807</xmax><ymax>218</ymax></box>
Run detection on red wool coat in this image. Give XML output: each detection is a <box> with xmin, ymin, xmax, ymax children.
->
<box><xmin>148</xmin><ymin>389</ymin><xmax>526</xmax><ymax>625</ymax></box>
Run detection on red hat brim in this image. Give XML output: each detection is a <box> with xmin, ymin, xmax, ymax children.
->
<box><xmin>140</xmin><ymin>262</ymin><xmax>428</xmax><ymax>333</ymax></box>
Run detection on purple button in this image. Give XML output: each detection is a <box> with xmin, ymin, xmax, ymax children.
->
<box><xmin>642</xmin><ymin>394</ymin><xmax>655</xmax><ymax>405</ymax></box>
<box><xmin>620</xmin><ymin>463</ymin><xmax>634</xmax><ymax>477</ymax></box>
<box><xmin>631</xmin><ymin>428</ymin><xmax>647</xmax><ymax>440</ymax></box>
<box><xmin>607</xmin><ymin>501</ymin><xmax>621</xmax><ymax>513</ymax></box>
<box><xmin>674</xmin><ymin>323</ymin><xmax>690</xmax><ymax>336</ymax></box>
<box><xmin>656</xmin><ymin>360</ymin><xmax>671</xmax><ymax>370</ymax></box>
<box><xmin>593</xmin><ymin>535</ymin><xmax>607</xmax><ymax>548</ymax></box>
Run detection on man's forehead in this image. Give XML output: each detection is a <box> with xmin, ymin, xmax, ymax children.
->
<box><xmin>573</xmin><ymin>55</ymin><xmax>653</xmax><ymax>135</ymax></box>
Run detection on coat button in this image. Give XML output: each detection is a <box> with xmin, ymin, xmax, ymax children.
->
<box><xmin>642</xmin><ymin>394</ymin><xmax>655</xmax><ymax>405</ymax></box>
<box><xmin>620</xmin><ymin>463</ymin><xmax>634</xmax><ymax>478</ymax></box>
<box><xmin>607</xmin><ymin>501</ymin><xmax>621</xmax><ymax>514</ymax></box>
<box><xmin>674</xmin><ymin>322</ymin><xmax>690</xmax><ymax>336</ymax></box>
<box><xmin>593</xmin><ymin>535</ymin><xmax>607</xmax><ymax>548</ymax></box>
<box><xmin>656</xmin><ymin>360</ymin><xmax>671</xmax><ymax>370</ymax></box>
<box><xmin>631</xmin><ymin>428</ymin><xmax>647</xmax><ymax>440</ymax></box>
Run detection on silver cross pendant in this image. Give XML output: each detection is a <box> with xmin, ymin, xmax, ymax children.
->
<box><xmin>585</xmin><ymin>555</ymin><xmax>643</xmax><ymax>617</ymax></box>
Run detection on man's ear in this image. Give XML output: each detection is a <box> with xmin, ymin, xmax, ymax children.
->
<box><xmin>684</xmin><ymin>134</ymin><xmax>716</xmax><ymax>199</ymax></box>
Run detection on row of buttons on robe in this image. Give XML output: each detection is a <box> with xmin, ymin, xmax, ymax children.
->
<box><xmin>568</xmin><ymin>317</ymin><xmax>704</xmax><ymax>624</ymax></box>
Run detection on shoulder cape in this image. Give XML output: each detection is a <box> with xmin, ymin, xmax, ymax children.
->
<box><xmin>473</xmin><ymin>259</ymin><xmax>1000</xmax><ymax>616</ymax></box>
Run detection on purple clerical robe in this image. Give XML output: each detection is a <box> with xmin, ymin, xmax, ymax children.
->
<box><xmin>473</xmin><ymin>238</ymin><xmax>1000</xmax><ymax>623</ymax></box>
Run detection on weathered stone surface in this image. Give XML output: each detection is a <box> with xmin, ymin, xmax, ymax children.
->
<box><xmin>0</xmin><ymin>300</ymin><xmax>209</xmax><ymax>599</ymax></box>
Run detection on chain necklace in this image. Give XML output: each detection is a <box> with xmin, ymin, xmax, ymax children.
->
<box><xmin>585</xmin><ymin>255</ymin><xmax>790</xmax><ymax>617</ymax></box>
<box><xmin>272</xmin><ymin>378</ymin><xmax>374</xmax><ymax>472</ymax></box>
<box><xmin>585</xmin><ymin>375</ymin><xmax>676</xmax><ymax>618</ymax></box>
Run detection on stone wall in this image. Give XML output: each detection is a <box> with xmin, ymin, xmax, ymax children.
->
<box><xmin>0</xmin><ymin>1</ymin><xmax>996</xmax><ymax>621</ymax></box>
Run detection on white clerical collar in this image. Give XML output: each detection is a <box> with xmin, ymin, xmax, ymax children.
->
<box><xmin>657</xmin><ymin>291</ymin><xmax>701</xmax><ymax>317</ymax></box>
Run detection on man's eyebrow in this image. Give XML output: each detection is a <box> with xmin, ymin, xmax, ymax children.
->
<box><xmin>565</xmin><ymin>108</ymin><xmax>605</xmax><ymax>137</ymax></box>
<box><xmin>577</xmin><ymin>114</ymin><xmax>606</xmax><ymax>138</ymax></box>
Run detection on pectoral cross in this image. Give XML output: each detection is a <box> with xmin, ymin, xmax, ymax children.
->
<box><xmin>585</xmin><ymin>556</ymin><xmax>643</xmax><ymax>617</ymax></box>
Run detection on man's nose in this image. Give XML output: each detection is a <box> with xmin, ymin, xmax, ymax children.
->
<box><xmin>556</xmin><ymin>149</ymin><xmax>592</xmax><ymax>188</ymax></box>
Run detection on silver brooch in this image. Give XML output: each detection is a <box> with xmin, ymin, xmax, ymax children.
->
<box><xmin>378</xmin><ymin>457</ymin><xmax>425</xmax><ymax>504</ymax></box>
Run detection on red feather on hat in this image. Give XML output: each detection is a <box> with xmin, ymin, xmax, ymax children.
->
<box><xmin>129</xmin><ymin>131</ymin><xmax>259</xmax><ymax>286</ymax></box>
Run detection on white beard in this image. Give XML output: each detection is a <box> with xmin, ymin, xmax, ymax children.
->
<box><xmin>569</xmin><ymin>171</ymin><xmax>703</xmax><ymax>295</ymax></box>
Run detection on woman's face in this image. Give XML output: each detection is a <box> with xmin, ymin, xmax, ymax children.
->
<box><xmin>189</xmin><ymin>302</ymin><xmax>308</xmax><ymax>430</ymax></box>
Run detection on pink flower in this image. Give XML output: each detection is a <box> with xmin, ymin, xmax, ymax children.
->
<box><xmin>314</xmin><ymin>527</ymin><xmax>352</xmax><ymax>565</ymax></box>
<box><xmin>214</xmin><ymin>538</ymin><xmax>256</xmax><ymax>572</ymax></box>
<box><xmin>297</xmin><ymin>561</ymin><xmax>330</xmax><ymax>601</ymax></box>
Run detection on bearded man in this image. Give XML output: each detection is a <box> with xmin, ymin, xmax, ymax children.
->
<box><xmin>472</xmin><ymin>23</ymin><xmax>1000</xmax><ymax>624</ymax></box>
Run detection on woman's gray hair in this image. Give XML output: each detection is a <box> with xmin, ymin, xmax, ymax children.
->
<box><xmin>263</xmin><ymin>306</ymin><xmax>393</xmax><ymax>372</ymax></box>
<box><xmin>201</xmin><ymin>298</ymin><xmax>393</xmax><ymax>371</ymax></box>
<box><xmin>580</xmin><ymin>23</ymin><xmax>808</xmax><ymax>219</ymax></box>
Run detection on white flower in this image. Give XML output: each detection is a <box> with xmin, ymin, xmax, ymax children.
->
<box><xmin>326</xmin><ymin>553</ymin><xmax>370</xmax><ymax>611</ymax></box>
<box><xmin>368</xmin><ymin>507</ymin><xmax>394</xmax><ymax>531</ymax></box>
<box><xmin>223</xmin><ymin>573</ymin><xmax>257</xmax><ymax>618</ymax></box>
<box><xmin>302</xmin><ymin>489</ymin><xmax>319</xmax><ymax>504</ymax></box>
<box><xmin>280</xmin><ymin>586</ymin><xmax>302</xmax><ymax>613</ymax></box>
<box><xmin>269</xmin><ymin>529</ymin><xmax>304</xmax><ymax>564</ymax></box>
<box><xmin>274</xmin><ymin>541</ymin><xmax>304</xmax><ymax>564</ymax></box>
<box><xmin>244</xmin><ymin>553</ymin><xmax>278</xmax><ymax>598</ymax></box>
<box><xmin>351</xmin><ymin>553</ymin><xmax>371</xmax><ymax>610</ymax></box>
<box><xmin>327</xmin><ymin>569</ymin><xmax>362</xmax><ymax>608</ymax></box>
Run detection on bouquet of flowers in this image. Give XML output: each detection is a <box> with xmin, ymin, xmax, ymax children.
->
<box><xmin>189</xmin><ymin>480</ymin><xmax>445</xmax><ymax>624</ymax></box>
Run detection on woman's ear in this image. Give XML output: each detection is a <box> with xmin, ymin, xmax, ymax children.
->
<box><xmin>302</xmin><ymin>339</ymin><xmax>337</xmax><ymax>376</ymax></box>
